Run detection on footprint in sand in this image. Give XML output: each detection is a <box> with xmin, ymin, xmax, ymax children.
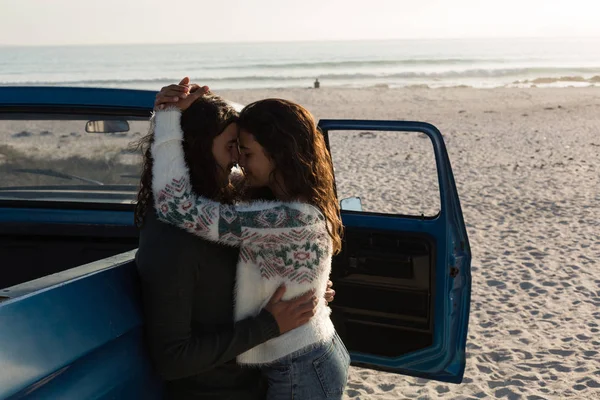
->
<box><xmin>550</xmin><ymin>364</ymin><xmax>571</xmax><ymax>373</ymax></box>
<box><xmin>358</xmin><ymin>131</ymin><xmax>376</xmax><ymax>138</ymax></box>
<box><xmin>479</xmin><ymin>321</ymin><xmax>494</xmax><ymax>328</ymax></box>
<box><xmin>435</xmin><ymin>385</ymin><xmax>450</xmax><ymax>393</ymax></box>
<box><xmin>520</xmin><ymin>282</ymin><xmax>534</xmax><ymax>290</ymax></box>
<box><xmin>586</xmin><ymin>379</ymin><xmax>600</xmax><ymax>388</ymax></box>
<box><xmin>12</xmin><ymin>130</ymin><xmax>32</xmax><ymax>138</ymax></box>
<box><xmin>513</xmin><ymin>349</ymin><xmax>534</xmax><ymax>360</ymax></box>
<box><xmin>494</xmin><ymin>387</ymin><xmax>521</xmax><ymax>399</ymax></box>
<box><xmin>377</xmin><ymin>383</ymin><xmax>395</xmax><ymax>392</ymax></box>
<box><xmin>548</xmin><ymin>349</ymin><xmax>575</xmax><ymax>357</ymax></box>
<box><xmin>347</xmin><ymin>383</ymin><xmax>375</xmax><ymax>394</ymax></box>
<box><xmin>486</xmin><ymin>279</ymin><xmax>506</xmax><ymax>289</ymax></box>
<box><xmin>528</xmin><ymin>251</ymin><xmax>547</xmax><ymax>259</ymax></box>
<box><xmin>513</xmin><ymin>373</ymin><xmax>539</xmax><ymax>382</ymax></box>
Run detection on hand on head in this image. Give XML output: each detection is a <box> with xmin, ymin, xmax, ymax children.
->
<box><xmin>154</xmin><ymin>77</ymin><xmax>210</xmax><ymax>111</ymax></box>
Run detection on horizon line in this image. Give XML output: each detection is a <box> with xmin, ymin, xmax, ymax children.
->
<box><xmin>2</xmin><ymin>35</ymin><xmax>600</xmax><ymax>48</ymax></box>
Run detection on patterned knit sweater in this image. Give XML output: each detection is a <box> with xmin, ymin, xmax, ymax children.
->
<box><xmin>150</xmin><ymin>109</ymin><xmax>336</xmax><ymax>365</ymax></box>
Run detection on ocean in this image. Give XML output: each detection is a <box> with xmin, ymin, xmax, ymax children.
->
<box><xmin>1</xmin><ymin>37</ymin><xmax>600</xmax><ymax>90</ymax></box>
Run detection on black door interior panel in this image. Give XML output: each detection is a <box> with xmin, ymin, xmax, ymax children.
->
<box><xmin>0</xmin><ymin>222</ymin><xmax>138</xmax><ymax>289</ymax></box>
<box><xmin>330</xmin><ymin>227</ymin><xmax>436</xmax><ymax>357</ymax></box>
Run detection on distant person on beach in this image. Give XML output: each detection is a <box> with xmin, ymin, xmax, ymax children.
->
<box><xmin>314</xmin><ymin>78</ymin><xmax>320</xmax><ymax>89</ymax></box>
<box><xmin>136</xmin><ymin>78</ymin><xmax>343</xmax><ymax>400</ymax></box>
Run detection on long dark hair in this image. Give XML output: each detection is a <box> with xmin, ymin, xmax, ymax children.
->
<box><xmin>237</xmin><ymin>99</ymin><xmax>343</xmax><ymax>254</ymax></box>
<box><xmin>134</xmin><ymin>94</ymin><xmax>238</xmax><ymax>227</ymax></box>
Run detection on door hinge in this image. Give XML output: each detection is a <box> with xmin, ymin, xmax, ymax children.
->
<box><xmin>449</xmin><ymin>267</ymin><xmax>460</xmax><ymax>278</ymax></box>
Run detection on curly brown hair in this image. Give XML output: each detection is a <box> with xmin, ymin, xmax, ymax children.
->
<box><xmin>237</xmin><ymin>99</ymin><xmax>343</xmax><ymax>254</ymax></box>
<box><xmin>134</xmin><ymin>94</ymin><xmax>239</xmax><ymax>227</ymax></box>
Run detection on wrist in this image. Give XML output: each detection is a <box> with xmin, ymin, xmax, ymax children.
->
<box><xmin>153</xmin><ymin>108</ymin><xmax>183</xmax><ymax>144</ymax></box>
<box><xmin>257</xmin><ymin>309</ymin><xmax>281</xmax><ymax>339</ymax></box>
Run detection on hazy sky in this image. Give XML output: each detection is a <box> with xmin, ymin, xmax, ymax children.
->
<box><xmin>1</xmin><ymin>0</ymin><xmax>599</xmax><ymax>46</ymax></box>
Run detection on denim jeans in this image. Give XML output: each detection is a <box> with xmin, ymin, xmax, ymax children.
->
<box><xmin>261</xmin><ymin>331</ymin><xmax>351</xmax><ymax>400</ymax></box>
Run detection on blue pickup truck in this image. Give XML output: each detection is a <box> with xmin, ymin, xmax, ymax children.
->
<box><xmin>0</xmin><ymin>87</ymin><xmax>471</xmax><ymax>399</ymax></box>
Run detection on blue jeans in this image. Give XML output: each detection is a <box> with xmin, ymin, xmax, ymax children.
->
<box><xmin>261</xmin><ymin>331</ymin><xmax>351</xmax><ymax>400</ymax></box>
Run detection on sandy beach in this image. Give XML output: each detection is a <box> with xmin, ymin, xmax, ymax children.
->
<box><xmin>222</xmin><ymin>87</ymin><xmax>600</xmax><ymax>399</ymax></box>
<box><xmin>2</xmin><ymin>86</ymin><xmax>599</xmax><ymax>398</ymax></box>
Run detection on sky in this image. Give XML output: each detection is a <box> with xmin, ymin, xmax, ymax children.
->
<box><xmin>1</xmin><ymin>0</ymin><xmax>599</xmax><ymax>46</ymax></box>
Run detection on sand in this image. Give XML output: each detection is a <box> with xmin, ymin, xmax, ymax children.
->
<box><xmin>221</xmin><ymin>87</ymin><xmax>600</xmax><ymax>399</ymax></box>
<box><xmin>2</xmin><ymin>86</ymin><xmax>600</xmax><ymax>398</ymax></box>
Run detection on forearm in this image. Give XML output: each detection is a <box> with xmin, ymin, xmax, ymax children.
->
<box><xmin>150</xmin><ymin>109</ymin><xmax>224</xmax><ymax>242</ymax></box>
<box><xmin>147</xmin><ymin>309</ymin><xmax>280</xmax><ymax>380</ymax></box>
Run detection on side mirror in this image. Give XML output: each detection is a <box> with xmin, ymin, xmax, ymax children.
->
<box><xmin>85</xmin><ymin>120</ymin><xmax>130</xmax><ymax>134</ymax></box>
<box><xmin>340</xmin><ymin>196</ymin><xmax>363</xmax><ymax>212</ymax></box>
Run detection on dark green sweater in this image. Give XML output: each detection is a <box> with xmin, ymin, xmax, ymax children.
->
<box><xmin>135</xmin><ymin>209</ymin><xmax>280</xmax><ymax>400</ymax></box>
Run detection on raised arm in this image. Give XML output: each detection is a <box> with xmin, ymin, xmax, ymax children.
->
<box><xmin>151</xmin><ymin>109</ymin><xmax>243</xmax><ymax>246</ymax></box>
<box><xmin>151</xmin><ymin>109</ymin><xmax>325</xmax><ymax>248</ymax></box>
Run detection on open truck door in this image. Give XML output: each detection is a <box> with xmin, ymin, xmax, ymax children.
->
<box><xmin>319</xmin><ymin>119</ymin><xmax>472</xmax><ymax>383</ymax></box>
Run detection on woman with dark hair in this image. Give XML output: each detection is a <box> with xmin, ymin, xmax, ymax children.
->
<box><xmin>136</xmin><ymin>85</ymin><xmax>330</xmax><ymax>399</ymax></box>
<box><xmin>150</xmin><ymin>93</ymin><xmax>350</xmax><ymax>399</ymax></box>
<box><xmin>136</xmin><ymin>90</ymin><xmax>240</xmax><ymax>226</ymax></box>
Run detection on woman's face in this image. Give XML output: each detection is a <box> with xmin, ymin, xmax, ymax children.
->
<box><xmin>238</xmin><ymin>129</ymin><xmax>275</xmax><ymax>188</ymax></box>
<box><xmin>211</xmin><ymin>122</ymin><xmax>239</xmax><ymax>184</ymax></box>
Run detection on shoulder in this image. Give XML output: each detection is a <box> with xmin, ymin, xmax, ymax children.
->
<box><xmin>139</xmin><ymin>208</ymin><xmax>240</xmax><ymax>252</ymax></box>
<box><xmin>139</xmin><ymin>208</ymin><xmax>196</xmax><ymax>243</ymax></box>
<box><xmin>137</xmin><ymin>208</ymin><xmax>212</xmax><ymax>263</ymax></box>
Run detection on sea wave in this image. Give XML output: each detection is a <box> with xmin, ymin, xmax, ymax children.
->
<box><xmin>3</xmin><ymin>72</ymin><xmax>600</xmax><ymax>92</ymax></box>
<box><xmin>514</xmin><ymin>75</ymin><xmax>600</xmax><ymax>84</ymax></box>
<box><xmin>4</xmin><ymin>68</ymin><xmax>600</xmax><ymax>86</ymax></box>
<box><xmin>201</xmin><ymin>58</ymin><xmax>514</xmax><ymax>70</ymax></box>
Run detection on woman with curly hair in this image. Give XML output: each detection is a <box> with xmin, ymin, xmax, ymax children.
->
<box><xmin>150</xmin><ymin>90</ymin><xmax>350</xmax><ymax>399</ymax></box>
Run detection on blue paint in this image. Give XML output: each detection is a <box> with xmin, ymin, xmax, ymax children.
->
<box><xmin>322</xmin><ymin>119</ymin><xmax>472</xmax><ymax>383</ymax></box>
<box><xmin>0</xmin><ymin>207</ymin><xmax>134</xmax><ymax>226</ymax></box>
<box><xmin>0</xmin><ymin>88</ymin><xmax>471</xmax><ymax>395</ymax></box>
<box><xmin>0</xmin><ymin>259</ymin><xmax>163</xmax><ymax>399</ymax></box>
<box><xmin>0</xmin><ymin>87</ymin><xmax>156</xmax><ymax>110</ymax></box>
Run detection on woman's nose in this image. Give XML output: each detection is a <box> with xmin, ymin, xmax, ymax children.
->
<box><xmin>237</xmin><ymin>152</ymin><xmax>247</xmax><ymax>168</ymax></box>
<box><xmin>230</xmin><ymin>146</ymin><xmax>239</xmax><ymax>164</ymax></box>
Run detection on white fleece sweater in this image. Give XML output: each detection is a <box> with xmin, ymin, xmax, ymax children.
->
<box><xmin>150</xmin><ymin>109</ymin><xmax>336</xmax><ymax>365</ymax></box>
